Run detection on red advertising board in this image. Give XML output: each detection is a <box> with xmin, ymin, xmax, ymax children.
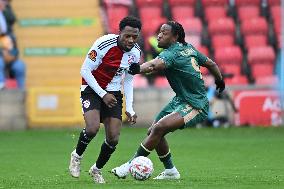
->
<box><xmin>234</xmin><ymin>90</ymin><xmax>283</xmax><ymax>126</ymax></box>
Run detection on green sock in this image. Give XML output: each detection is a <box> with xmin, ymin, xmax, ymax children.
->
<box><xmin>129</xmin><ymin>143</ymin><xmax>151</xmax><ymax>162</ymax></box>
<box><xmin>159</xmin><ymin>152</ymin><xmax>174</xmax><ymax>169</ymax></box>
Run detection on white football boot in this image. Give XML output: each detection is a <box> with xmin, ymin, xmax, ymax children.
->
<box><xmin>69</xmin><ymin>150</ymin><xmax>82</xmax><ymax>178</ymax></box>
<box><xmin>89</xmin><ymin>164</ymin><xmax>106</xmax><ymax>184</ymax></box>
<box><xmin>153</xmin><ymin>167</ymin><xmax>181</xmax><ymax>180</ymax></box>
<box><xmin>111</xmin><ymin>162</ymin><xmax>131</xmax><ymax>179</ymax></box>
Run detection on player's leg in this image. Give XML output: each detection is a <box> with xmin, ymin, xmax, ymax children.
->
<box><xmin>111</xmin><ymin>98</ymin><xmax>175</xmax><ymax>178</ymax></box>
<box><xmin>69</xmin><ymin>92</ymin><xmax>102</xmax><ymax>178</ymax></box>
<box><xmin>154</xmin><ymin>102</ymin><xmax>209</xmax><ymax>180</ymax></box>
<box><xmin>153</xmin><ymin>137</ymin><xmax>180</xmax><ymax>179</ymax></box>
<box><xmin>89</xmin><ymin>91</ymin><xmax>123</xmax><ymax>183</ymax></box>
<box><xmin>97</xmin><ymin>117</ymin><xmax>121</xmax><ymax>169</ymax></box>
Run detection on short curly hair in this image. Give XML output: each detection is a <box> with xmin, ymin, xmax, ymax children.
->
<box><xmin>119</xmin><ymin>16</ymin><xmax>142</xmax><ymax>31</ymax></box>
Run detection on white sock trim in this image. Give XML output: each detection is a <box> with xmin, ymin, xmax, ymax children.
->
<box><xmin>140</xmin><ymin>143</ymin><xmax>151</xmax><ymax>153</ymax></box>
<box><xmin>159</xmin><ymin>150</ymin><xmax>171</xmax><ymax>159</ymax></box>
<box><xmin>105</xmin><ymin>139</ymin><xmax>115</xmax><ymax>149</ymax></box>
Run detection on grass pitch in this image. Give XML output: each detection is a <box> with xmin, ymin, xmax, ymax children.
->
<box><xmin>0</xmin><ymin>126</ymin><xmax>284</xmax><ymax>189</ymax></box>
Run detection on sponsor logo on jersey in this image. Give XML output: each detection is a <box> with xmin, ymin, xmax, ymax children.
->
<box><xmin>88</xmin><ymin>50</ymin><xmax>97</xmax><ymax>61</ymax></box>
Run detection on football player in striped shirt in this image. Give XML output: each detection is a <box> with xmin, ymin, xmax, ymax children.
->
<box><xmin>69</xmin><ymin>16</ymin><xmax>142</xmax><ymax>184</ymax></box>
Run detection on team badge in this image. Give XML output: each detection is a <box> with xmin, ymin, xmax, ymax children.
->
<box><xmin>88</xmin><ymin>50</ymin><xmax>97</xmax><ymax>62</ymax></box>
<box><xmin>83</xmin><ymin>99</ymin><xmax>91</xmax><ymax>109</ymax></box>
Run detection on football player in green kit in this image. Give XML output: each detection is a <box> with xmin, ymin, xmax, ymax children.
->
<box><xmin>111</xmin><ymin>21</ymin><xmax>225</xmax><ymax>180</ymax></box>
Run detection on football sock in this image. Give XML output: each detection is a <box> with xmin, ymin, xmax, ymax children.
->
<box><xmin>75</xmin><ymin>128</ymin><xmax>94</xmax><ymax>156</ymax></box>
<box><xmin>95</xmin><ymin>140</ymin><xmax>116</xmax><ymax>169</ymax></box>
<box><xmin>129</xmin><ymin>143</ymin><xmax>151</xmax><ymax>162</ymax></box>
<box><xmin>159</xmin><ymin>151</ymin><xmax>174</xmax><ymax>169</ymax></box>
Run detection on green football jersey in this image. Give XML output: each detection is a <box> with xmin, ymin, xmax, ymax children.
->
<box><xmin>157</xmin><ymin>42</ymin><xmax>209</xmax><ymax>109</ymax></box>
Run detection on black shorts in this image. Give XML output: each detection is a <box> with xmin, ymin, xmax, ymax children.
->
<box><xmin>80</xmin><ymin>86</ymin><xmax>123</xmax><ymax>121</ymax></box>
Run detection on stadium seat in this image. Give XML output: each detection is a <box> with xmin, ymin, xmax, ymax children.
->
<box><xmin>234</xmin><ymin>0</ymin><xmax>261</xmax><ymax>7</ymax></box>
<box><xmin>244</xmin><ymin>35</ymin><xmax>267</xmax><ymax>49</ymax></box>
<box><xmin>196</xmin><ymin>46</ymin><xmax>209</xmax><ymax>57</ymax></box>
<box><xmin>180</xmin><ymin>17</ymin><xmax>203</xmax><ymax>35</ymax></box>
<box><xmin>154</xmin><ymin>76</ymin><xmax>170</xmax><ymax>88</ymax></box>
<box><xmin>204</xmin><ymin>6</ymin><xmax>227</xmax><ymax>23</ymax></box>
<box><xmin>139</xmin><ymin>6</ymin><xmax>163</xmax><ymax>22</ymax></box>
<box><xmin>255</xmin><ymin>75</ymin><xmax>279</xmax><ymax>85</ymax></box>
<box><xmin>214</xmin><ymin>46</ymin><xmax>243</xmax><ymax>65</ymax></box>
<box><xmin>106</xmin><ymin>5</ymin><xmax>129</xmax><ymax>33</ymax></box>
<box><xmin>200</xmin><ymin>66</ymin><xmax>209</xmax><ymax>75</ymax></box>
<box><xmin>237</xmin><ymin>6</ymin><xmax>260</xmax><ymax>22</ymax></box>
<box><xmin>270</xmin><ymin>6</ymin><xmax>281</xmax><ymax>39</ymax></box>
<box><xmin>247</xmin><ymin>46</ymin><xmax>275</xmax><ymax>65</ymax></box>
<box><xmin>240</xmin><ymin>17</ymin><xmax>268</xmax><ymax>36</ymax></box>
<box><xmin>133</xmin><ymin>75</ymin><xmax>149</xmax><ymax>88</ymax></box>
<box><xmin>211</xmin><ymin>34</ymin><xmax>234</xmax><ymax>49</ymax></box>
<box><xmin>201</xmin><ymin>0</ymin><xmax>229</xmax><ymax>8</ymax></box>
<box><xmin>171</xmin><ymin>6</ymin><xmax>195</xmax><ymax>21</ymax></box>
<box><xmin>251</xmin><ymin>64</ymin><xmax>274</xmax><ymax>78</ymax></box>
<box><xmin>142</xmin><ymin>17</ymin><xmax>167</xmax><ymax>38</ymax></box>
<box><xmin>268</xmin><ymin>0</ymin><xmax>281</xmax><ymax>6</ymax></box>
<box><xmin>225</xmin><ymin>75</ymin><xmax>248</xmax><ymax>85</ymax></box>
<box><xmin>208</xmin><ymin>17</ymin><xmax>235</xmax><ymax>37</ymax></box>
<box><xmin>136</xmin><ymin>0</ymin><xmax>163</xmax><ymax>7</ymax></box>
<box><xmin>270</xmin><ymin>5</ymin><xmax>281</xmax><ymax>21</ymax></box>
<box><xmin>5</xmin><ymin>79</ymin><xmax>18</xmax><ymax>89</ymax></box>
<box><xmin>103</xmin><ymin>0</ymin><xmax>132</xmax><ymax>6</ymax></box>
<box><xmin>221</xmin><ymin>63</ymin><xmax>241</xmax><ymax>76</ymax></box>
<box><xmin>185</xmin><ymin>34</ymin><xmax>201</xmax><ymax>47</ymax></box>
<box><xmin>168</xmin><ymin>0</ymin><xmax>196</xmax><ymax>6</ymax></box>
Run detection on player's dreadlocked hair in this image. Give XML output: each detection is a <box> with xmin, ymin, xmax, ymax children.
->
<box><xmin>167</xmin><ymin>21</ymin><xmax>187</xmax><ymax>45</ymax></box>
<box><xmin>119</xmin><ymin>16</ymin><xmax>142</xmax><ymax>31</ymax></box>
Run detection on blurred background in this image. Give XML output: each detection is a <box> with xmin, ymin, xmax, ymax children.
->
<box><xmin>0</xmin><ymin>0</ymin><xmax>283</xmax><ymax>129</ymax></box>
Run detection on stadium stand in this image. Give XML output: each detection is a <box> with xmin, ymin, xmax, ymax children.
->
<box><xmin>8</xmin><ymin>0</ymin><xmax>280</xmax><ymax>127</ymax></box>
<box><xmin>12</xmin><ymin>0</ymin><xmax>104</xmax><ymax>126</ymax></box>
<box><xmin>100</xmin><ymin>0</ymin><xmax>280</xmax><ymax>86</ymax></box>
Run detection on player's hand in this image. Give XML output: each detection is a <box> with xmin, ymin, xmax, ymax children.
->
<box><xmin>125</xmin><ymin>111</ymin><xmax>137</xmax><ymax>125</ymax></box>
<box><xmin>102</xmin><ymin>93</ymin><xmax>117</xmax><ymax>108</ymax></box>
<box><xmin>215</xmin><ymin>79</ymin><xmax>225</xmax><ymax>93</ymax></box>
<box><xmin>128</xmin><ymin>63</ymin><xmax>140</xmax><ymax>75</ymax></box>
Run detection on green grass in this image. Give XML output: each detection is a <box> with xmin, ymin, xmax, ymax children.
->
<box><xmin>0</xmin><ymin>126</ymin><xmax>284</xmax><ymax>189</ymax></box>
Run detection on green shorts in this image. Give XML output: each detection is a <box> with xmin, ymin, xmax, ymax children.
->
<box><xmin>155</xmin><ymin>96</ymin><xmax>209</xmax><ymax>129</ymax></box>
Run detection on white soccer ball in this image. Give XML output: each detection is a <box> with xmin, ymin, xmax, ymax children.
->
<box><xmin>130</xmin><ymin>156</ymin><xmax>154</xmax><ymax>181</ymax></box>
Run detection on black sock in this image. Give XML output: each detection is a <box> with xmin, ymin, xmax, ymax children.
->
<box><xmin>129</xmin><ymin>143</ymin><xmax>151</xmax><ymax>162</ymax></box>
<box><xmin>95</xmin><ymin>140</ymin><xmax>116</xmax><ymax>169</ymax></box>
<box><xmin>159</xmin><ymin>151</ymin><xmax>174</xmax><ymax>169</ymax></box>
<box><xmin>75</xmin><ymin>128</ymin><xmax>94</xmax><ymax>156</ymax></box>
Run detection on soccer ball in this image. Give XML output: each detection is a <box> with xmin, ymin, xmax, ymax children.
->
<box><xmin>130</xmin><ymin>156</ymin><xmax>154</xmax><ymax>181</ymax></box>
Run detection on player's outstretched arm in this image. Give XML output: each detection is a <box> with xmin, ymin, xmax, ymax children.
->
<box><xmin>128</xmin><ymin>58</ymin><xmax>166</xmax><ymax>75</ymax></box>
<box><xmin>140</xmin><ymin>58</ymin><xmax>166</xmax><ymax>73</ymax></box>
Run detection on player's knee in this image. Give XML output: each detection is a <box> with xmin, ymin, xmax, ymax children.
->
<box><xmin>151</xmin><ymin>122</ymin><xmax>166</xmax><ymax>136</ymax></box>
<box><xmin>85</xmin><ymin>124</ymin><xmax>100</xmax><ymax>137</ymax></box>
<box><xmin>106</xmin><ymin>134</ymin><xmax>119</xmax><ymax>146</ymax></box>
<box><xmin>147</xmin><ymin>125</ymin><xmax>154</xmax><ymax>135</ymax></box>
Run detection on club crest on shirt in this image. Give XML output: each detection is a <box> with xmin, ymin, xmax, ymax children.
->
<box><xmin>88</xmin><ymin>50</ymin><xmax>97</xmax><ymax>62</ymax></box>
<box><xmin>83</xmin><ymin>99</ymin><xmax>91</xmax><ymax>109</ymax></box>
<box><xmin>128</xmin><ymin>54</ymin><xmax>135</xmax><ymax>64</ymax></box>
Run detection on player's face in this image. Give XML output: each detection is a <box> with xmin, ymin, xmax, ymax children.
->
<box><xmin>157</xmin><ymin>24</ymin><xmax>177</xmax><ymax>49</ymax></box>
<box><xmin>119</xmin><ymin>26</ymin><xmax>140</xmax><ymax>52</ymax></box>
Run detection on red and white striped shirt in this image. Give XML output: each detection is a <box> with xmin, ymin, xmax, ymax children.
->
<box><xmin>80</xmin><ymin>34</ymin><xmax>141</xmax><ymax>115</ymax></box>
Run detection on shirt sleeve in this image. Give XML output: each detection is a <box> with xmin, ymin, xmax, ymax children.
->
<box><xmin>157</xmin><ymin>49</ymin><xmax>175</xmax><ymax>68</ymax></box>
<box><xmin>123</xmin><ymin>71</ymin><xmax>135</xmax><ymax>116</ymax></box>
<box><xmin>196</xmin><ymin>50</ymin><xmax>208</xmax><ymax>66</ymax></box>
<box><xmin>80</xmin><ymin>41</ymin><xmax>107</xmax><ymax>98</ymax></box>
